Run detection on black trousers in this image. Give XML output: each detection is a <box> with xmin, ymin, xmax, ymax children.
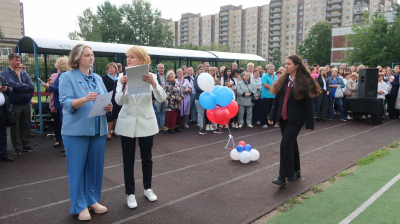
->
<box><xmin>121</xmin><ymin>135</ymin><xmax>154</xmax><ymax>195</ymax></box>
<box><xmin>279</xmin><ymin>118</ymin><xmax>302</xmax><ymax>179</ymax></box>
<box><xmin>388</xmin><ymin>95</ymin><xmax>399</xmax><ymax>119</ymax></box>
<box><xmin>252</xmin><ymin>98</ymin><xmax>261</xmax><ymax>122</ymax></box>
<box><xmin>260</xmin><ymin>98</ymin><xmax>275</xmax><ymax>126</ymax></box>
<box><xmin>316</xmin><ymin>93</ymin><xmax>328</xmax><ymax>118</ymax></box>
<box><xmin>10</xmin><ymin>105</ymin><xmax>31</xmax><ymax>150</ymax></box>
<box><xmin>52</xmin><ymin>109</ymin><xmax>62</xmax><ymax>142</ymax></box>
<box><xmin>0</xmin><ymin>106</ymin><xmax>9</xmax><ymax>158</ymax></box>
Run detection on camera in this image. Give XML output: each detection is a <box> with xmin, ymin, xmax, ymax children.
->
<box><xmin>0</xmin><ymin>79</ymin><xmax>8</xmax><ymax>87</ymax></box>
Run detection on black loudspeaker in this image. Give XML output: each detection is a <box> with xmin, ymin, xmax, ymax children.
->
<box><xmin>358</xmin><ymin>68</ymin><xmax>378</xmax><ymax>98</ymax></box>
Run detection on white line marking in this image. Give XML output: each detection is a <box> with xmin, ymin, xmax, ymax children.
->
<box><xmin>0</xmin><ymin>129</ymin><xmax>280</xmax><ymax>192</ymax></box>
<box><xmin>339</xmin><ymin>172</ymin><xmax>400</xmax><ymax>224</ymax></box>
<box><xmin>0</xmin><ymin>121</ymin><xmax>369</xmax><ymax>220</ymax></box>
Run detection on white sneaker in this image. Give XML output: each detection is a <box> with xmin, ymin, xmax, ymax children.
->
<box><xmin>262</xmin><ymin>125</ymin><xmax>268</xmax><ymax>128</ymax></box>
<box><xmin>144</xmin><ymin>189</ymin><xmax>157</xmax><ymax>202</ymax></box>
<box><xmin>127</xmin><ymin>195</ymin><xmax>137</xmax><ymax>208</ymax></box>
<box><xmin>247</xmin><ymin>124</ymin><xmax>253</xmax><ymax>128</ymax></box>
<box><xmin>238</xmin><ymin>124</ymin><xmax>243</xmax><ymax>128</ymax></box>
<box><xmin>273</xmin><ymin>124</ymin><xmax>279</xmax><ymax>128</ymax></box>
<box><xmin>347</xmin><ymin>115</ymin><xmax>352</xmax><ymax>120</ymax></box>
<box><xmin>256</xmin><ymin>121</ymin><xmax>261</xmax><ymax>125</ymax></box>
<box><xmin>367</xmin><ymin>115</ymin><xmax>371</xmax><ymax>118</ymax></box>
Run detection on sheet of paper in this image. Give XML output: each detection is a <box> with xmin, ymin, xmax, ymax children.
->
<box><xmin>126</xmin><ymin>64</ymin><xmax>151</xmax><ymax>94</ymax></box>
<box><xmin>87</xmin><ymin>91</ymin><xmax>113</xmax><ymax>118</ymax></box>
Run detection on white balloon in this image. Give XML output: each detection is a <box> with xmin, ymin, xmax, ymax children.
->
<box><xmin>239</xmin><ymin>151</ymin><xmax>251</xmax><ymax>164</ymax></box>
<box><xmin>230</xmin><ymin>149</ymin><xmax>241</xmax><ymax>161</ymax></box>
<box><xmin>250</xmin><ymin>149</ymin><xmax>260</xmax><ymax>161</ymax></box>
<box><xmin>197</xmin><ymin>72</ymin><xmax>215</xmax><ymax>92</ymax></box>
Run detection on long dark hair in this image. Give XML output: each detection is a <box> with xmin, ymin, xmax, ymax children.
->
<box><xmin>270</xmin><ymin>55</ymin><xmax>321</xmax><ymax>100</ymax></box>
<box><xmin>223</xmin><ymin>67</ymin><xmax>234</xmax><ymax>86</ymax></box>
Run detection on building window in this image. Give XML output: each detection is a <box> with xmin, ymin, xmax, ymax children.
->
<box><xmin>300</xmin><ymin>5</ymin><xmax>303</xmax><ymax>9</ymax></box>
<box><xmin>286</xmin><ymin>25</ymin><xmax>289</xmax><ymax>28</ymax></box>
<box><xmin>347</xmin><ymin>2</ymin><xmax>351</xmax><ymax>6</ymax></box>
<box><xmin>298</xmin><ymin>30</ymin><xmax>302</xmax><ymax>33</ymax></box>
<box><xmin>287</xmin><ymin>19</ymin><xmax>290</xmax><ymax>22</ymax></box>
<box><xmin>322</xmin><ymin>14</ymin><xmax>325</xmax><ymax>18</ymax></box>
<box><xmin>1</xmin><ymin>46</ymin><xmax>13</xmax><ymax>56</ymax></box>
<box><xmin>299</xmin><ymin>17</ymin><xmax>303</xmax><ymax>21</ymax></box>
<box><xmin>346</xmin><ymin>9</ymin><xmax>350</xmax><ymax>13</ymax></box>
<box><xmin>306</xmin><ymin>10</ymin><xmax>310</xmax><ymax>14</ymax></box>
<box><xmin>291</xmin><ymin>42</ymin><xmax>294</xmax><ymax>45</ymax></box>
<box><xmin>306</xmin><ymin>16</ymin><xmax>309</xmax><ymax>20</ymax></box>
<box><xmin>292</xmin><ymin>24</ymin><xmax>295</xmax><ymax>27</ymax></box>
<box><xmin>299</xmin><ymin>11</ymin><xmax>303</xmax><ymax>15</ymax></box>
<box><xmin>322</xmin><ymin>8</ymin><xmax>326</xmax><ymax>11</ymax></box>
<box><xmin>314</xmin><ymin>2</ymin><xmax>318</xmax><ymax>6</ymax></box>
<box><xmin>292</xmin><ymin>12</ymin><xmax>296</xmax><ymax>16</ymax></box>
<box><xmin>322</xmin><ymin>1</ymin><xmax>326</xmax><ymax>5</ymax></box>
<box><xmin>287</xmin><ymin>13</ymin><xmax>290</xmax><ymax>16</ymax></box>
<box><xmin>313</xmin><ymin>15</ymin><xmax>317</xmax><ymax>19</ymax></box>
<box><xmin>286</xmin><ymin>42</ymin><xmax>289</xmax><ymax>46</ymax></box>
<box><xmin>313</xmin><ymin>9</ymin><xmax>317</xmax><ymax>13</ymax></box>
<box><xmin>298</xmin><ymin>41</ymin><xmax>301</xmax><ymax>45</ymax></box>
<box><xmin>313</xmin><ymin>21</ymin><xmax>316</xmax><ymax>25</ymax></box>
<box><xmin>306</xmin><ymin>3</ymin><xmax>310</xmax><ymax>7</ymax></box>
<box><xmin>291</xmin><ymin>36</ymin><xmax>295</xmax><ymax>39</ymax></box>
<box><xmin>287</xmin><ymin>7</ymin><xmax>290</xmax><ymax>11</ymax></box>
<box><xmin>346</xmin><ymin>16</ymin><xmax>350</xmax><ymax>20</ymax></box>
<box><xmin>292</xmin><ymin>18</ymin><xmax>296</xmax><ymax>21</ymax></box>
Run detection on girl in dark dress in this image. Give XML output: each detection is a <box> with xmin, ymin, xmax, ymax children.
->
<box><xmin>102</xmin><ymin>62</ymin><xmax>122</xmax><ymax>140</ymax></box>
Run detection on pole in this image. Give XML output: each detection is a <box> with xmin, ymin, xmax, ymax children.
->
<box><xmin>33</xmin><ymin>42</ymin><xmax>43</xmax><ymax>134</ymax></box>
<box><xmin>44</xmin><ymin>54</ymin><xmax>48</xmax><ymax>81</ymax></box>
<box><xmin>174</xmin><ymin>60</ymin><xmax>177</xmax><ymax>71</ymax></box>
<box><xmin>179</xmin><ymin>57</ymin><xmax>182</xmax><ymax>68</ymax></box>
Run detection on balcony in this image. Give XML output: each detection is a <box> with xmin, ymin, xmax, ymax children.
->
<box><xmin>220</xmin><ymin>22</ymin><xmax>229</xmax><ymax>27</ymax></box>
<box><xmin>270</xmin><ymin>20</ymin><xmax>281</xmax><ymax>25</ymax></box>
<box><xmin>181</xmin><ymin>41</ymin><xmax>188</xmax><ymax>45</ymax></box>
<box><xmin>180</xmin><ymin>32</ymin><xmax>188</xmax><ymax>36</ymax></box>
<box><xmin>327</xmin><ymin>0</ymin><xmax>343</xmax><ymax>5</ymax></box>
<box><xmin>354</xmin><ymin>2</ymin><xmax>369</xmax><ymax>7</ymax></box>
<box><xmin>181</xmin><ymin>28</ymin><xmax>188</xmax><ymax>31</ymax></box>
<box><xmin>220</xmin><ymin>16</ymin><xmax>229</xmax><ymax>22</ymax></box>
<box><xmin>220</xmin><ymin>37</ymin><xmax>228</xmax><ymax>41</ymax></box>
<box><xmin>270</xmin><ymin>32</ymin><xmax>281</xmax><ymax>37</ymax></box>
<box><xmin>329</xmin><ymin>19</ymin><xmax>341</xmax><ymax>24</ymax></box>
<box><xmin>327</xmin><ymin>6</ymin><xmax>343</xmax><ymax>11</ymax></box>
<box><xmin>327</xmin><ymin>12</ymin><xmax>342</xmax><ymax>18</ymax></box>
<box><xmin>220</xmin><ymin>32</ymin><xmax>228</xmax><ymax>37</ymax></box>
<box><xmin>269</xmin><ymin>26</ymin><xmax>281</xmax><ymax>31</ymax></box>
<box><xmin>353</xmin><ymin>16</ymin><xmax>362</xmax><ymax>21</ymax></box>
<box><xmin>220</xmin><ymin>27</ymin><xmax>228</xmax><ymax>31</ymax></box>
<box><xmin>180</xmin><ymin>37</ymin><xmax>188</xmax><ymax>41</ymax></box>
<box><xmin>270</xmin><ymin>8</ymin><xmax>282</xmax><ymax>13</ymax></box>
<box><xmin>220</xmin><ymin>11</ymin><xmax>228</xmax><ymax>16</ymax></box>
<box><xmin>270</xmin><ymin>14</ymin><xmax>281</xmax><ymax>19</ymax></box>
<box><xmin>181</xmin><ymin>18</ymin><xmax>188</xmax><ymax>23</ymax></box>
<box><xmin>269</xmin><ymin>44</ymin><xmax>280</xmax><ymax>48</ymax></box>
<box><xmin>270</xmin><ymin>38</ymin><xmax>281</xmax><ymax>42</ymax></box>
<box><xmin>270</xmin><ymin>2</ymin><xmax>282</xmax><ymax>8</ymax></box>
<box><xmin>181</xmin><ymin>23</ymin><xmax>188</xmax><ymax>27</ymax></box>
<box><xmin>354</xmin><ymin>9</ymin><xmax>369</xmax><ymax>15</ymax></box>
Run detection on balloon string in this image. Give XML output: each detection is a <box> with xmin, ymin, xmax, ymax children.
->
<box><xmin>224</xmin><ymin>127</ymin><xmax>237</xmax><ymax>150</ymax></box>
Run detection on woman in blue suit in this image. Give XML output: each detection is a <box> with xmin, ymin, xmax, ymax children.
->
<box><xmin>59</xmin><ymin>44</ymin><xmax>113</xmax><ymax>221</ymax></box>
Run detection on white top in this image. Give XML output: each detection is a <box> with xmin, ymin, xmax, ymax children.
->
<box><xmin>377</xmin><ymin>81</ymin><xmax>389</xmax><ymax>99</ymax></box>
<box><xmin>220</xmin><ymin>77</ymin><xmax>236</xmax><ymax>100</ymax></box>
<box><xmin>342</xmin><ymin>78</ymin><xmax>348</xmax><ymax>92</ymax></box>
<box><xmin>322</xmin><ymin>79</ymin><xmax>327</xmax><ymax>91</ymax></box>
<box><xmin>0</xmin><ymin>92</ymin><xmax>5</xmax><ymax>106</ymax></box>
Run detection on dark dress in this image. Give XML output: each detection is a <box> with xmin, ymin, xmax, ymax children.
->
<box><xmin>102</xmin><ymin>74</ymin><xmax>122</xmax><ymax>122</ymax></box>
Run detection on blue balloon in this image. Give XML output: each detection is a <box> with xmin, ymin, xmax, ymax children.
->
<box><xmin>236</xmin><ymin>145</ymin><xmax>244</xmax><ymax>152</ymax></box>
<box><xmin>244</xmin><ymin>144</ymin><xmax>252</xmax><ymax>152</ymax></box>
<box><xmin>199</xmin><ymin>92</ymin><xmax>217</xmax><ymax>110</ymax></box>
<box><xmin>212</xmin><ymin>86</ymin><xmax>221</xmax><ymax>96</ymax></box>
<box><xmin>216</xmin><ymin>87</ymin><xmax>233</xmax><ymax>107</ymax></box>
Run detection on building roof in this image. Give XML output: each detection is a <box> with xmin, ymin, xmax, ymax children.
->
<box><xmin>16</xmin><ymin>36</ymin><xmax>266</xmax><ymax>62</ymax></box>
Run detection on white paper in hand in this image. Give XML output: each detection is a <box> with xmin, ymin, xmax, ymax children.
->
<box><xmin>125</xmin><ymin>64</ymin><xmax>151</xmax><ymax>94</ymax></box>
<box><xmin>87</xmin><ymin>91</ymin><xmax>113</xmax><ymax>118</ymax></box>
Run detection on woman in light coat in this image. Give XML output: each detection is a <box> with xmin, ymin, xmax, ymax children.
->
<box><xmin>176</xmin><ymin>69</ymin><xmax>192</xmax><ymax>128</ymax></box>
<box><xmin>115</xmin><ymin>46</ymin><xmax>166</xmax><ymax>209</ymax></box>
<box><xmin>346</xmin><ymin>73</ymin><xmax>358</xmax><ymax>98</ymax></box>
<box><xmin>237</xmin><ymin>72</ymin><xmax>256</xmax><ymax>128</ymax></box>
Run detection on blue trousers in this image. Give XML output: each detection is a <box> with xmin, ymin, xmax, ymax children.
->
<box><xmin>63</xmin><ymin>135</ymin><xmax>106</xmax><ymax>214</ymax></box>
<box><xmin>155</xmin><ymin>100</ymin><xmax>166</xmax><ymax>129</ymax></box>
<box><xmin>189</xmin><ymin>94</ymin><xmax>197</xmax><ymax>121</ymax></box>
<box><xmin>328</xmin><ymin>96</ymin><xmax>345</xmax><ymax>119</ymax></box>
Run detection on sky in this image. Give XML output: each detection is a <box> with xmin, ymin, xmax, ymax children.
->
<box><xmin>23</xmin><ymin>0</ymin><xmax>271</xmax><ymax>40</ymax></box>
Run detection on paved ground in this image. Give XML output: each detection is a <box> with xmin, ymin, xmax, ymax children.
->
<box><xmin>0</xmin><ymin>118</ymin><xmax>399</xmax><ymax>224</ymax></box>
<box><xmin>267</xmin><ymin>146</ymin><xmax>400</xmax><ymax>224</ymax></box>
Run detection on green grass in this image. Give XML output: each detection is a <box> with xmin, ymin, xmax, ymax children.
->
<box><xmin>356</xmin><ymin>150</ymin><xmax>390</xmax><ymax>166</ymax></box>
<box><xmin>337</xmin><ymin>169</ymin><xmax>354</xmax><ymax>177</ymax></box>
<box><xmin>311</xmin><ymin>184</ymin><xmax>324</xmax><ymax>193</ymax></box>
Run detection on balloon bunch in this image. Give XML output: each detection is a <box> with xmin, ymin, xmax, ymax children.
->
<box><xmin>197</xmin><ymin>73</ymin><xmax>239</xmax><ymax>125</ymax></box>
<box><xmin>230</xmin><ymin>141</ymin><xmax>260</xmax><ymax>164</ymax></box>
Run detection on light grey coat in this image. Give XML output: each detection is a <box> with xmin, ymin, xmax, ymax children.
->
<box><xmin>237</xmin><ymin>80</ymin><xmax>256</xmax><ymax>106</ymax></box>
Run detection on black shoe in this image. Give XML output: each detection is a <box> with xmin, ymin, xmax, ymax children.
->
<box><xmin>174</xmin><ymin>128</ymin><xmax>182</xmax><ymax>132</ymax></box>
<box><xmin>199</xmin><ymin>129</ymin><xmax>207</xmax><ymax>135</ymax></box>
<box><xmin>168</xmin><ymin>129</ymin><xmax>176</xmax><ymax>134</ymax></box>
<box><xmin>320</xmin><ymin>118</ymin><xmax>325</xmax><ymax>122</ymax></box>
<box><xmin>23</xmin><ymin>147</ymin><xmax>36</xmax><ymax>153</ymax></box>
<box><xmin>54</xmin><ymin>142</ymin><xmax>62</xmax><ymax>148</ymax></box>
<box><xmin>316</xmin><ymin>118</ymin><xmax>321</xmax><ymax>122</ymax></box>
<box><xmin>191</xmin><ymin>121</ymin><xmax>198</xmax><ymax>124</ymax></box>
<box><xmin>60</xmin><ymin>149</ymin><xmax>65</xmax><ymax>153</ymax></box>
<box><xmin>1</xmin><ymin>156</ymin><xmax>14</xmax><ymax>162</ymax></box>
<box><xmin>272</xmin><ymin>176</ymin><xmax>286</xmax><ymax>187</ymax></box>
<box><xmin>287</xmin><ymin>171</ymin><xmax>301</xmax><ymax>181</ymax></box>
<box><xmin>62</xmin><ymin>153</ymin><xmax>66</xmax><ymax>157</ymax></box>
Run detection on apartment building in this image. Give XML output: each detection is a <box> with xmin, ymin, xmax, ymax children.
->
<box><xmin>163</xmin><ymin>0</ymin><xmax>396</xmax><ymax>64</ymax></box>
<box><xmin>0</xmin><ymin>0</ymin><xmax>25</xmax><ymax>58</ymax></box>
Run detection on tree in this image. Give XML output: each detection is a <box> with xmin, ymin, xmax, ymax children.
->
<box><xmin>271</xmin><ymin>49</ymin><xmax>283</xmax><ymax>69</ymax></box>
<box><xmin>0</xmin><ymin>26</ymin><xmax>4</xmax><ymax>38</ymax></box>
<box><xmin>96</xmin><ymin>1</ymin><xmax>123</xmax><ymax>43</ymax></box>
<box><xmin>343</xmin><ymin>12</ymin><xmax>394</xmax><ymax>67</ymax></box>
<box><xmin>297</xmin><ymin>21</ymin><xmax>332</xmax><ymax>66</ymax></box>
<box><xmin>68</xmin><ymin>8</ymin><xmax>102</xmax><ymax>42</ymax></box>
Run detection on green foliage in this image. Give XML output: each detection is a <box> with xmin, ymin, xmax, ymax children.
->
<box><xmin>174</xmin><ymin>43</ymin><xmax>230</xmax><ymax>52</ymax></box>
<box><xmin>337</xmin><ymin>169</ymin><xmax>354</xmax><ymax>177</ymax></box>
<box><xmin>297</xmin><ymin>21</ymin><xmax>332</xmax><ymax>66</ymax></box>
<box><xmin>328</xmin><ymin>177</ymin><xmax>336</xmax><ymax>183</ymax></box>
<box><xmin>288</xmin><ymin>197</ymin><xmax>301</xmax><ymax>205</ymax></box>
<box><xmin>68</xmin><ymin>0</ymin><xmax>174</xmax><ymax>47</ymax></box>
<box><xmin>0</xmin><ymin>26</ymin><xmax>4</xmax><ymax>38</ymax></box>
<box><xmin>343</xmin><ymin>10</ymin><xmax>399</xmax><ymax>67</ymax></box>
<box><xmin>271</xmin><ymin>49</ymin><xmax>283</xmax><ymax>69</ymax></box>
<box><xmin>357</xmin><ymin>150</ymin><xmax>390</xmax><ymax>166</ymax></box>
<box><xmin>311</xmin><ymin>184</ymin><xmax>324</xmax><ymax>193</ymax></box>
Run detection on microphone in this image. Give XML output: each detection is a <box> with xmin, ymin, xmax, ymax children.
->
<box><xmin>121</xmin><ymin>70</ymin><xmax>127</xmax><ymax>93</ymax></box>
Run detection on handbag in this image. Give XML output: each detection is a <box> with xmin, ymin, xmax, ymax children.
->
<box><xmin>6</xmin><ymin>104</ymin><xmax>16</xmax><ymax>126</ymax></box>
<box><xmin>344</xmin><ymin>89</ymin><xmax>352</xmax><ymax>97</ymax></box>
<box><xmin>245</xmin><ymin>82</ymin><xmax>257</xmax><ymax>102</ymax></box>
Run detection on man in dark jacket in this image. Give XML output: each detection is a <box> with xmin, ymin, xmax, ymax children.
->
<box><xmin>1</xmin><ymin>53</ymin><xmax>35</xmax><ymax>155</ymax></box>
<box><xmin>0</xmin><ymin>76</ymin><xmax>13</xmax><ymax>161</ymax></box>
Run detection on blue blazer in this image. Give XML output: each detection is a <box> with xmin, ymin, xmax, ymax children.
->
<box><xmin>390</xmin><ymin>73</ymin><xmax>399</xmax><ymax>96</ymax></box>
<box><xmin>59</xmin><ymin>69</ymin><xmax>108</xmax><ymax>136</ymax></box>
<box><xmin>48</xmin><ymin>71</ymin><xmax>66</xmax><ymax>110</ymax></box>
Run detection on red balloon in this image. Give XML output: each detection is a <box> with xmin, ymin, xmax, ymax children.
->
<box><xmin>214</xmin><ymin>107</ymin><xmax>231</xmax><ymax>125</ymax></box>
<box><xmin>206</xmin><ymin>109</ymin><xmax>217</xmax><ymax>124</ymax></box>
<box><xmin>225</xmin><ymin>100</ymin><xmax>239</xmax><ymax>118</ymax></box>
<box><xmin>238</xmin><ymin>141</ymin><xmax>246</xmax><ymax>147</ymax></box>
